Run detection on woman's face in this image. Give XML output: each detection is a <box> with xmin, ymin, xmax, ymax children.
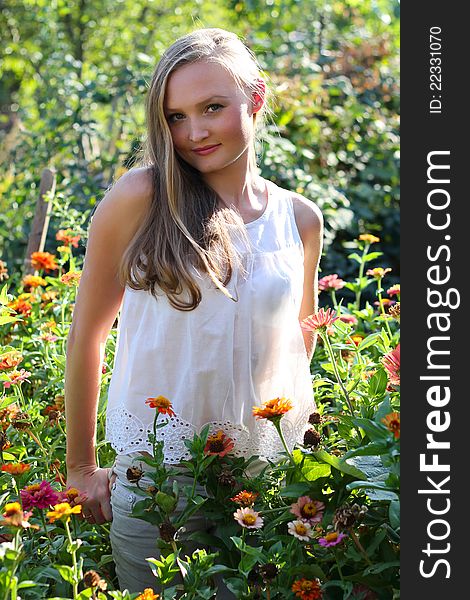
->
<box><xmin>164</xmin><ymin>60</ymin><xmax>257</xmax><ymax>175</ymax></box>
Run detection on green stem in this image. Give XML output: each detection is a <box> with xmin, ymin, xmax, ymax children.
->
<box><xmin>272</xmin><ymin>418</ymin><xmax>296</xmax><ymax>469</ymax></box>
<box><xmin>330</xmin><ymin>290</ymin><xmax>338</xmax><ymax>310</ymax></box>
<box><xmin>355</xmin><ymin>243</ymin><xmax>370</xmax><ymax>310</ymax></box>
<box><xmin>350</xmin><ymin>529</ymin><xmax>373</xmax><ymax>566</ymax></box>
<box><xmin>376</xmin><ymin>281</ymin><xmax>393</xmax><ymax>340</ymax></box>
<box><xmin>65</xmin><ymin>520</ymin><xmax>79</xmax><ymax>598</ymax></box>
<box><xmin>333</xmin><ymin>548</ymin><xmax>344</xmax><ymax>581</ymax></box>
<box><xmin>322</xmin><ymin>333</ymin><xmax>354</xmax><ymax>417</ymax></box>
<box><xmin>40</xmin><ymin>510</ymin><xmax>53</xmax><ymax>543</ymax></box>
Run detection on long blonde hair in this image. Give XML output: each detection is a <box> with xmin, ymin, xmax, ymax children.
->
<box><xmin>119</xmin><ymin>28</ymin><xmax>269</xmax><ymax>311</ymax></box>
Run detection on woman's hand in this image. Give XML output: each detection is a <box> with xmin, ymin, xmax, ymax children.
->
<box><xmin>66</xmin><ymin>465</ymin><xmax>114</xmax><ymax>525</ymax></box>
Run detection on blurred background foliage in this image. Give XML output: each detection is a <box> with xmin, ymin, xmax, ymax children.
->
<box><xmin>0</xmin><ymin>0</ymin><xmax>399</xmax><ymax>286</ymax></box>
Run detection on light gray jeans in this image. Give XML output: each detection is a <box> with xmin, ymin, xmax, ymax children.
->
<box><xmin>109</xmin><ymin>453</ymin><xmax>267</xmax><ymax>597</ymax></box>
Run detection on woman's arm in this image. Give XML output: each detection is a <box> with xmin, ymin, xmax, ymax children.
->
<box><xmin>292</xmin><ymin>194</ymin><xmax>324</xmax><ymax>362</ymax></box>
<box><xmin>65</xmin><ymin>167</ymin><xmax>152</xmax><ymax>523</ymax></box>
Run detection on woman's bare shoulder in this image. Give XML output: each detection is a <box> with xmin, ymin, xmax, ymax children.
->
<box><xmin>95</xmin><ymin>167</ymin><xmax>153</xmax><ymax>219</ymax></box>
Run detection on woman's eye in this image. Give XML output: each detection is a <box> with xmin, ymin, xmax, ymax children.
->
<box><xmin>207</xmin><ymin>103</ymin><xmax>223</xmax><ymax>113</ymax></box>
<box><xmin>168</xmin><ymin>113</ymin><xmax>184</xmax><ymax>123</ymax></box>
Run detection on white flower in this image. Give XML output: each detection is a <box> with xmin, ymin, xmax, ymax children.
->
<box><xmin>288</xmin><ymin>519</ymin><xmax>314</xmax><ymax>541</ymax></box>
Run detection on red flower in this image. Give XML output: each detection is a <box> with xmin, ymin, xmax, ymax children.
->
<box><xmin>55</xmin><ymin>229</ymin><xmax>81</xmax><ymax>248</ymax></box>
<box><xmin>20</xmin><ymin>481</ymin><xmax>60</xmax><ymax>510</ymax></box>
<box><xmin>204</xmin><ymin>430</ymin><xmax>235</xmax><ymax>457</ymax></box>
<box><xmin>382</xmin><ymin>412</ymin><xmax>400</xmax><ymax>439</ymax></box>
<box><xmin>145</xmin><ymin>396</ymin><xmax>175</xmax><ymax>417</ymax></box>
<box><xmin>30</xmin><ymin>252</ymin><xmax>58</xmax><ymax>273</ymax></box>
<box><xmin>292</xmin><ymin>578</ymin><xmax>323</xmax><ymax>600</ymax></box>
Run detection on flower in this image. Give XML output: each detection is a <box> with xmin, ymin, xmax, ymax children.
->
<box><xmin>61</xmin><ymin>487</ymin><xmax>81</xmax><ymax>505</ymax></box>
<box><xmin>1</xmin><ymin>502</ymin><xmax>38</xmax><ymax>530</ymax></box>
<box><xmin>308</xmin><ymin>412</ymin><xmax>321</xmax><ymax>425</ymax></box>
<box><xmin>41</xmin><ymin>291</ymin><xmax>58</xmax><ymax>303</ymax></box>
<box><xmin>349</xmin><ymin>334</ymin><xmax>364</xmax><ymax>346</ymax></box>
<box><xmin>303</xmin><ymin>428</ymin><xmax>321</xmax><ymax>448</ymax></box>
<box><xmin>1</xmin><ymin>463</ymin><xmax>30</xmax><ymax>475</ymax></box>
<box><xmin>383</xmin><ymin>344</ymin><xmax>400</xmax><ymax>386</ymax></box>
<box><xmin>46</xmin><ymin>502</ymin><xmax>82</xmax><ymax>523</ymax></box>
<box><xmin>292</xmin><ymin>577</ymin><xmax>323</xmax><ymax>600</ymax></box>
<box><xmin>3</xmin><ymin>369</ymin><xmax>32</xmax><ymax>388</ymax></box>
<box><xmin>389</xmin><ymin>302</ymin><xmax>400</xmax><ymax>321</ymax></box>
<box><xmin>135</xmin><ymin>590</ymin><xmax>160</xmax><ymax>600</ymax></box>
<box><xmin>301</xmin><ymin>308</ymin><xmax>338</xmax><ymax>333</ymax></box>
<box><xmin>126</xmin><ymin>465</ymin><xmax>144</xmax><ymax>483</ymax></box>
<box><xmin>0</xmin><ymin>351</ymin><xmax>23</xmax><ymax>371</ymax></box>
<box><xmin>30</xmin><ymin>251</ymin><xmax>58</xmax><ymax>272</ymax></box>
<box><xmin>333</xmin><ymin>503</ymin><xmax>368</xmax><ymax>531</ymax></box>
<box><xmin>339</xmin><ymin>314</ymin><xmax>358</xmax><ymax>325</ymax></box>
<box><xmin>60</xmin><ymin>271</ymin><xmax>82</xmax><ymax>286</ymax></box>
<box><xmin>252</xmin><ymin>397</ymin><xmax>293</xmax><ymax>420</ymax></box>
<box><xmin>20</xmin><ymin>481</ymin><xmax>60</xmax><ymax>511</ymax></box>
<box><xmin>145</xmin><ymin>395</ymin><xmax>175</xmax><ymax>417</ymax></box>
<box><xmin>290</xmin><ymin>497</ymin><xmax>325</xmax><ymax>523</ymax></box>
<box><xmin>318</xmin><ymin>274</ymin><xmax>345</xmax><ymax>292</ymax></box>
<box><xmin>288</xmin><ymin>520</ymin><xmax>315</xmax><ymax>541</ymax></box>
<box><xmin>40</xmin><ymin>332</ymin><xmax>58</xmax><ymax>342</ymax></box>
<box><xmin>230</xmin><ymin>490</ymin><xmax>259</xmax><ymax>507</ymax></box>
<box><xmin>387</xmin><ymin>284</ymin><xmax>400</xmax><ymax>297</ymax></box>
<box><xmin>374</xmin><ymin>298</ymin><xmax>395</xmax><ymax>309</ymax></box>
<box><xmin>55</xmin><ymin>229</ymin><xmax>81</xmax><ymax>248</ymax></box>
<box><xmin>7</xmin><ymin>298</ymin><xmax>32</xmax><ymax>317</ymax></box>
<box><xmin>382</xmin><ymin>412</ymin><xmax>400</xmax><ymax>439</ymax></box>
<box><xmin>82</xmin><ymin>570</ymin><xmax>107</xmax><ymax>591</ymax></box>
<box><xmin>159</xmin><ymin>522</ymin><xmax>177</xmax><ymax>542</ymax></box>
<box><xmin>204</xmin><ymin>430</ymin><xmax>235</xmax><ymax>457</ymax></box>
<box><xmin>22</xmin><ymin>274</ymin><xmax>47</xmax><ymax>290</ymax></box>
<box><xmin>366</xmin><ymin>267</ymin><xmax>392</xmax><ymax>279</ymax></box>
<box><xmin>358</xmin><ymin>234</ymin><xmax>380</xmax><ymax>244</ymax></box>
<box><xmin>233</xmin><ymin>507</ymin><xmax>264</xmax><ymax>529</ymax></box>
<box><xmin>318</xmin><ymin>531</ymin><xmax>347</xmax><ymax>547</ymax></box>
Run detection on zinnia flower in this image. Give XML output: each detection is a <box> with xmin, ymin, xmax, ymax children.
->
<box><xmin>288</xmin><ymin>520</ymin><xmax>315</xmax><ymax>541</ymax></box>
<box><xmin>7</xmin><ymin>298</ymin><xmax>32</xmax><ymax>317</ymax></box>
<box><xmin>60</xmin><ymin>271</ymin><xmax>82</xmax><ymax>286</ymax></box>
<box><xmin>55</xmin><ymin>229</ymin><xmax>81</xmax><ymax>248</ymax></box>
<box><xmin>204</xmin><ymin>430</ymin><xmax>235</xmax><ymax>457</ymax></box>
<box><xmin>22</xmin><ymin>275</ymin><xmax>47</xmax><ymax>289</ymax></box>
<box><xmin>318</xmin><ymin>531</ymin><xmax>347</xmax><ymax>547</ymax></box>
<box><xmin>338</xmin><ymin>314</ymin><xmax>358</xmax><ymax>325</ymax></box>
<box><xmin>46</xmin><ymin>502</ymin><xmax>82</xmax><ymax>523</ymax></box>
<box><xmin>30</xmin><ymin>251</ymin><xmax>58</xmax><ymax>272</ymax></box>
<box><xmin>230</xmin><ymin>490</ymin><xmax>259</xmax><ymax>507</ymax></box>
<box><xmin>383</xmin><ymin>344</ymin><xmax>400</xmax><ymax>386</ymax></box>
<box><xmin>0</xmin><ymin>502</ymin><xmax>38</xmax><ymax>529</ymax></box>
<box><xmin>387</xmin><ymin>284</ymin><xmax>400</xmax><ymax>297</ymax></box>
<box><xmin>292</xmin><ymin>577</ymin><xmax>323</xmax><ymax>600</ymax></box>
<box><xmin>20</xmin><ymin>481</ymin><xmax>60</xmax><ymax>511</ymax></box>
<box><xmin>382</xmin><ymin>412</ymin><xmax>400</xmax><ymax>439</ymax></box>
<box><xmin>0</xmin><ymin>351</ymin><xmax>23</xmax><ymax>371</ymax></box>
<box><xmin>145</xmin><ymin>395</ymin><xmax>175</xmax><ymax>416</ymax></box>
<box><xmin>60</xmin><ymin>487</ymin><xmax>81</xmax><ymax>504</ymax></box>
<box><xmin>366</xmin><ymin>267</ymin><xmax>392</xmax><ymax>279</ymax></box>
<box><xmin>301</xmin><ymin>308</ymin><xmax>338</xmax><ymax>333</ymax></box>
<box><xmin>252</xmin><ymin>396</ymin><xmax>293</xmax><ymax>420</ymax></box>
<box><xmin>233</xmin><ymin>507</ymin><xmax>264</xmax><ymax>529</ymax></box>
<box><xmin>290</xmin><ymin>496</ymin><xmax>325</xmax><ymax>523</ymax></box>
<box><xmin>318</xmin><ymin>274</ymin><xmax>345</xmax><ymax>292</ymax></box>
<box><xmin>1</xmin><ymin>463</ymin><xmax>30</xmax><ymax>475</ymax></box>
<box><xmin>135</xmin><ymin>590</ymin><xmax>160</xmax><ymax>600</ymax></box>
<box><xmin>3</xmin><ymin>369</ymin><xmax>32</xmax><ymax>388</ymax></box>
<box><xmin>358</xmin><ymin>234</ymin><xmax>380</xmax><ymax>244</ymax></box>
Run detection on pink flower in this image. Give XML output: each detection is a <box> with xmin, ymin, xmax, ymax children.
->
<box><xmin>3</xmin><ymin>369</ymin><xmax>31</xmax><ymax>389</ymax></box>
<box><xmin>338</xmin><ymin>314</ymin><xmax>358</xmax><ymax>325</ymax></box>
<box><xmin>301</xmin><ymin>308</ymin><xmax>338</xmax><ymax>333</ymax></box>
<box><xmin>383</xmin><ymin>344</ymin><xmax>400</xmax><ymax>386</ymax></box>
<box><xmin>288</xmin><ymin>520</ymin><xmax>315</xmax><ymax>541</ymax></box>
<box><xmin>233</xmin><ymin>507</ymin><xmax>264</xmax><ymax>529</ymax></box>
<box><xmin>318</xmin><ymin>531</ymin><xmax>347</xmax><ymax>547</ymax></box>
<box><xmin>318</xmin><ymin>274</ymin><xmax>345</xmax><ymax>292</ymax></box>
<box><xmin>290</xmin><ymin>496</ymin><xmax>325</xmax><ymax>524</ymax></box>
<box><xmin>20</xmin><ymin>481</ymin><xmax>60</xmax><ymax>511</ymax></box>
<box><xmin>387</xmin><ymin>284</ymin><xmax>400</xmax><ymax>297</ymax></box>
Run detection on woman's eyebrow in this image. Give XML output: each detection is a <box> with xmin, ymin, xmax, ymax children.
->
<box><xmin>165</xmin><ymin>95</ymin><xmax>230</xmax><ymax>113</ymax></box>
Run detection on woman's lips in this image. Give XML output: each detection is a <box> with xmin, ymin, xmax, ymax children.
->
<box><xmin>192</xmin><ymin>144</ymin><xmax>221</xmax><ymax>156</ymax></box>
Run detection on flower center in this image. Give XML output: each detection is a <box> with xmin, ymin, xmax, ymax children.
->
<box><xmin>295</xmin><ymin>523</ymin><xmax>308</xmax><ymax>535</ymax></box>
<box><xmin>301</xmin><ymin>503</ymin><xmax>317</xmax><ymax>517</ymax></box>
<box><xmin>243</xmin><ymin>514</ymin><xmax>256</xmax><ymax>525</ymax></box>
<box><xmin>26</xmin><ymin>484</ymin><xmax>41</xmax><ymax>494</ymax></box>
<box><xmin>325</xmin><ymin>532</ymin><xmax>339</xmax><ymax>542</ymax></box>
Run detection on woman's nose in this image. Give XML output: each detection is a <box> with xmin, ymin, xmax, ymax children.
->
<box><xmin>188</xmin><ymin>122</ymin><xmax>209</xmax><ymax>143</ymax></box>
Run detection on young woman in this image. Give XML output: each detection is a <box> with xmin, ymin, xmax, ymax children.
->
<box><xmin>65</xmin><ymin>28</ymin><xmax>323</xmax><ymax>594</ymax></box>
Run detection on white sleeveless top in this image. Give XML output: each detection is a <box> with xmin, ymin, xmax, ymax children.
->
<box><xmin>105</xmin><ymin>180</ymin><xmax>315</xmax><ymax>464</ymax></box>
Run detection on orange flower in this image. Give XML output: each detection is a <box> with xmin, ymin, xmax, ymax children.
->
<box><xmin>61</xmin><ymin>487</ymin><xmax>81</xmax><ymax>505</ymax></box>
<box><xmin>382</xmin><ymin>412</ymin><xmax>400</xmax><ymax>439</ymax></box>
<box><xmin>41</xmin><ymin>291</ymin><xmax>58</xmax><ymax>303</ymax></box>
<box><xmin>1</xmin><ymin>502</ymin><xmax>38</xmax><ymax>530</ymax></box>
<box><xmin>22</xmin><ymin>274</ymin><xmax>47</xmax><ymax>289</ymax></box>
<box><xmin>145</xmin><ymin>395</ymin><xmax>175</xmax><ymax>417</ymax></box>
<box><xmin>46</xmin><ymin>502</ymin><xmax>82</xmax><ymax>523</ymax></box>
<box><xmin>1</xmin><ymin>463</ymin><xmax>30</xmax><ymax>475</ymax></box>
<box><xmin>30</xmin><ymin>251</ymin><xmax>58</xmax><ymax>272</ymax></box>
<box><xmin>135</xmin><ymin>590</ymin><xmax>160</xmax><ymax>600</ymax></box>
<box><xmin>301</xmin><ymin>308</ymin><xmax>338</xmax><ymax>333</ymax></box>
<box><xmin>349</xmin><ymin>334</ymin><xmax>364</xmax><ymax>346</ymax></box>
<box><xmin>291</xmin><ymin>577</ymin><xmax>323</xmax><ymax>600</ymax></box>
<box><xmin>230</xmin><ymin>490</ymin><xmax>259</xmax><ymax>507</ymax></box>
<box><xmin>383</xmin><ymin>344</ymin><xmax>400</xmax><ymax>386</ymax></box>
<box><xmin>366</xmin><ymin>267</ymin><xmax>392</xmax><ymax>279</ymax></box>
<box><xmin>7</xmin><ymin>298</ymin><xmax>32</xmax><ymax>317</ymax></box>
<box><xmin>0</xmin><ymin>351</ymin><xmax>24</xmax><ymax>371</ymax></box>
<box><xmin>60</xmin><ymin>271</ymin><xmax>82</xmax><ymax>286</ymax></box>
<box><xmin>359</xmin><ymin>234</ymin><xmax>380</xmax><ymax>244</ymax></box>
<box><xmin>204</xmin><ymin>430</ymin><xmax>235</xmax><ymax>457</ymax></box>
<box><xmin>55</xmin><ymin>229</ymin><xmax>81</xmax><ymax>248</ymax></box>
<box><xmin>252</xmin><ymin>397</ymin><xmax>293</xmax><ymax>421</ymax></box>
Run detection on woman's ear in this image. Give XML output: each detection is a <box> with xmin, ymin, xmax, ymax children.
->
<box><xmin>252</xmin><ymin>78</ymin><xmax>266</xmax><ymax>114</ymax></box>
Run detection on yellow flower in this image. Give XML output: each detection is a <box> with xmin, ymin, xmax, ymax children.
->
<box><xmin>22</xmin><ymin>275</ymin><xmax>47</xmax><ymax>289</ymax></box>
<box><xmin>135</xmin><ymin>589</ymin><xmax>160</xmax><ymax>600</ymax></box>
<box><xmin>358</xmin><ymin>233</ymin><xmax>380</xmax><ymax>244</ymax></box>
<box><xmin>46</xmin><ymin>502</ymin><xmax>82</xmax><ymax>523</ymax></box>
<box><xmin>366</xmin><ymin>267</ymin><xmax>392</xmax><ymax>279</ymax></box>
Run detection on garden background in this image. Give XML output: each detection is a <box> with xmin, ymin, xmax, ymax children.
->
<box><xmin>0</xmin><ymin>1</ymin><xmax>400</xmax><ymax>599</ymax></box>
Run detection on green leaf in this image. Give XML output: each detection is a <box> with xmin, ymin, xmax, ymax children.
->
<box><xmin>368</xmin><ymin>369</ymin><xmax>388</xmax><ymax>397</ymax></box>
<box><xmin>352</xmin><ymin>418</ymin><xmax>389</xmax><ymax>441</ymax></box>
<box><xmin>311</xmin><ymin>450</ymin><xmax>366</xmax><ymax>478</ymax></box>
<box><xmin>389</xmin><ymin>500</ymin><xmax>400</xmax><ymax>529</ymax></box>
<box><xmin>364</xmin><ymin>561</ymin><xmax>401</xmax><ymax>575</ymax></box>
<box><xmin>54</xmin><ymin>564</ymin><xmax>76</xmax><ymax>585</ymax></box>
<box><xmin>363</xmin><ymin>251</ymin><xmax>383</xmax><ymax>262</ymax></box>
